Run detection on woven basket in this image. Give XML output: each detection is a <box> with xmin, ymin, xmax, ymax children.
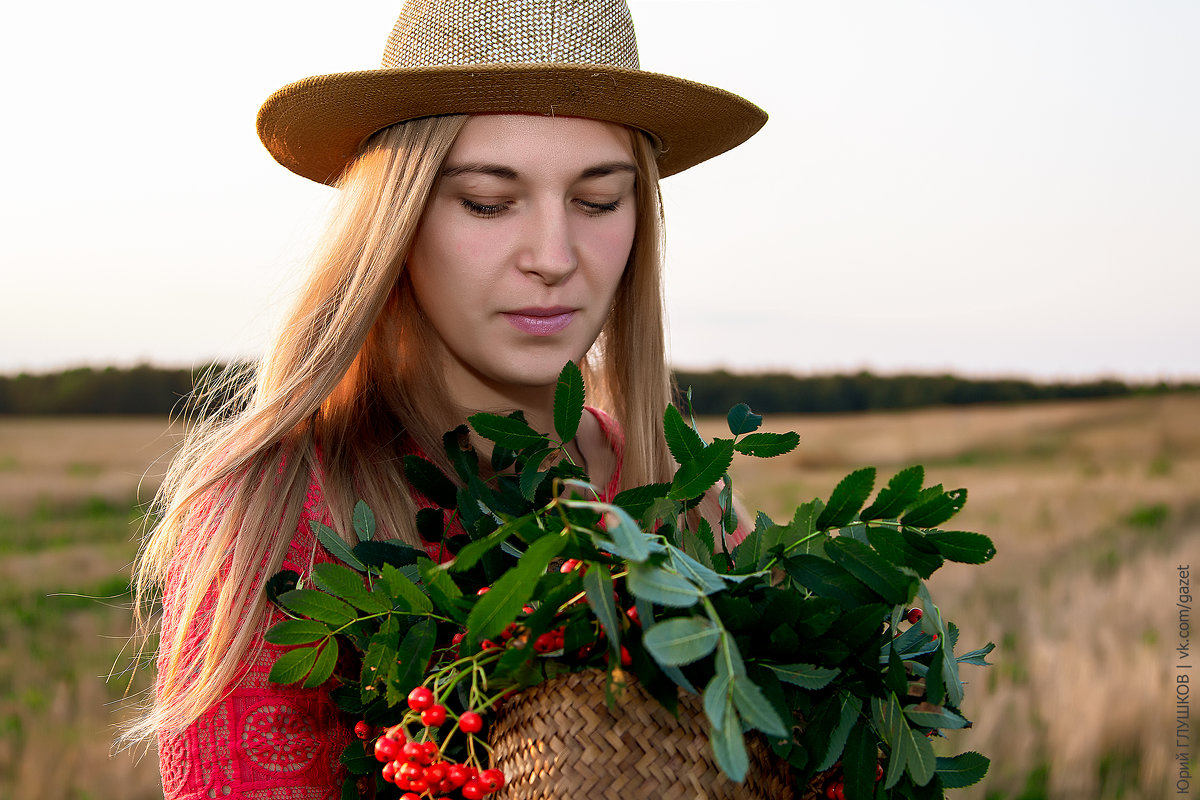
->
<box><xmin>488</xmin><ymin>669</ymin><xmax>797</xmax><ymax>800</ymax></box>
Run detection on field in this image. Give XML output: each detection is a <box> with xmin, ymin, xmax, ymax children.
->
<box><xmin>0</xmin><ymin>394</ymin><xmax>1196</xmax><ymax>799</ymax></box>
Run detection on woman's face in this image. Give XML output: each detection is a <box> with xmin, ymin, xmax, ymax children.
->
<box><xmin>407</xmin><ymin>114</ymin><xmax>637</xmax><ymax>409</ymax></box>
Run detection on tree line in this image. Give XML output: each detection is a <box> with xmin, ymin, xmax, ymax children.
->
<box><xmin>0</xmin><ymin>364</ymin><xmax>1192</xmax><ymax>417</ymax></box>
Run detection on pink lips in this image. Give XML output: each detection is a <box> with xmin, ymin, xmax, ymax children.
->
<box><xmin>502</xmin><ymin>307</ymin><xmax>577</xmax><ymax>336</ymax></box>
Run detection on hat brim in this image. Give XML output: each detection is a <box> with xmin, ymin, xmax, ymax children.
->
<box><xmin>257</xmin><ymin>62</ymin><xmax>767</xmax><ymax>185</ymax></box>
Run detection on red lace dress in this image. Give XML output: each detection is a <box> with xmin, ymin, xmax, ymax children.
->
<box><xmin>156</xmin><ymin>409</ymin><xmax>624</xmax><ymax>799</ymax></box>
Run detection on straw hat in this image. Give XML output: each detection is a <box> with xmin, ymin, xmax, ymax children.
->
<box><xmin>257</xmin><ymin>0</ymin><xmax>767</xmax><ymax>185</ymax></box>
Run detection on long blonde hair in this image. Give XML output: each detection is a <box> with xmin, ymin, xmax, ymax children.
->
<box><xmin>122</xmin><ymin>114</ymin><xmax>674</xmax><ymax>744</ymax></box>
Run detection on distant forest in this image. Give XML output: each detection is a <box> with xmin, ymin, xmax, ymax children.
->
<box><xmin>0</xmin><ymin>364</ymin><xmax>1192</xmax><ymax>416</ymax></box>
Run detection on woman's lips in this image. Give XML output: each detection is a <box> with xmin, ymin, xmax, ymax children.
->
<box><xmin>501</xmin><ymin>307</ymin><xmax>577</xmax><ymax>336</ymax></box>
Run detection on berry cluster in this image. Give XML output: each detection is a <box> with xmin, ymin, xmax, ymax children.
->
<box><xmin>367</xmin><ymin>686</ymin><xmax>505</xmax><ymax>799</ymax></box>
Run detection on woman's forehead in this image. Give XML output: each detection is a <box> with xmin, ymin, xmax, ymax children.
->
<box><xmin>443</xmin><ymin>115</ymin><xmax>637</xmax><ymax>177</ymax></box>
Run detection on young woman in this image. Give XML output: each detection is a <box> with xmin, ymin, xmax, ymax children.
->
<box><xmin>127</xmin><ymin>1</ymin><xmax>765</xmax><ymax>796</ymax></box>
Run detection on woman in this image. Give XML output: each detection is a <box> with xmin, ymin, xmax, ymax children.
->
<box><xmin>127</xmin><ymin>0</ymin><xmax>765</xmax><ymax>797</ymax></box>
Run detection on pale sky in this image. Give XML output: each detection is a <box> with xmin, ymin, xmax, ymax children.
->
<box><xmin>3</xmin><ymin>1</ymin><xmax>1197</xmax><ymax>381</ymax></box>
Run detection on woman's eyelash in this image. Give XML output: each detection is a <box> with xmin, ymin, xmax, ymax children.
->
<box><xmin>460</xmin><ymin>197</ymin><xmax>623</xmax><ymax>217</ymax></box>
<box><xmin>577</xmin><ymin>199</ymin><xmax>622</xmax><ymax>214</ymax></box>
<box><xmin>460</xmin><ymin>198</ymin><xmax>507</xmax><ymax>218</ymax></box>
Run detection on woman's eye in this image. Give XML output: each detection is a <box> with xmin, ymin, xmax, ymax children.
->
<box><xmin>460</xmin><ymin>198</ymin><xmax>508</xmax><ymax>218</ymax></box>
<box><xmin>576</xmin><ymin>198</ymin><xmax>623</xmax><ymax>215</ymax></box>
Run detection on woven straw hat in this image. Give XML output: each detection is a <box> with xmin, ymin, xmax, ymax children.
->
<box><xmin>257</xmin><ymin>0</ymin><xmax>767</xmax><ymax>185</ymax></box>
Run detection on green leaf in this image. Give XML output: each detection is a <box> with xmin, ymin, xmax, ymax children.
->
<box><xmin>352</xmin><ymin>501</ymin><xmax>375</xmax><ymax>543</ymax></box>
<box><xmin>935</xmin><ymin>751</ymin><xmax>991</xmax><ymax>789</ymax></box>
<box><xmin>339</xmin><ymin>739</ymin><xmax>375</xmax><ymax>776</ymax></box>
<box><xmin>663</xmin><ymin>403</ymin><xmax>706</xmax><ymax>465</ymax></box>
<box><xmin>816</xmin><ymin>693</ymin><xmax>863</xmax><ymax>772</ymax></box>
<box><xmin>925</xmin><ymin>530</ymin><xmax>997</xmax><ymax>564</ymax></box>
<box><xmin>902</xmin><ymin>487</ymin><xmax>968</xmax><ymax>529</ymax></box>
<box><xmin>865</xmin><ymin>526</ymin><xmax>944</xmax><ymax>579</ymax></box>
<box><xmin>553</xmin><ymin>361</ymin><xmax>585</xmax><ymax>444</ymax></box>
<box><xmin>882</xmin><ymin>693</ymin><xmax>936</xmax><ymax>786</ymax></box>
<box><xmin>303</xmin><ymin>638</ymin><xmax>339</xmax><ymax>688</ymax></box>
<box><xmin>731</xmin><ymin>528</ymin><xmax>762</xmax><ymax>572</ymax></box>
<box><xmin>732</xmin><ymin>676</ymin><xmax>789</xmax><ymax>738</ymax></box>
<box><xmin>767</xmin><ymin>662</ymin><xmax>840</xmax><ymax>690</ymax></box>
<box><xmin>518</xmin><ymin>448</ymin><xmax>555</xmax><ymax>501</ymax></box>
<box><xmin>583</xmin><ymin>564</ymin><xmax>620</xmax><ymax>655</ymax></box>
<box><xmin>381</xmin><ymin>563</ymin><xmax>432</xmax><ymax>614</ymax></box>
<box><xmin>886</xmin><ymin>645</ymin><xmax>908</xmax><ymax>698</ymax></box>
<box><xmin>816</xmin><ymin>467</ymin><xmax>877</xmax><ymax>530</ymax></box>
<box><xmin>469</xmin><ymin>412</ymin><xmax>547</xmax><ymax>451</ymax></box>
<box><xmin>669</xmin><ymin>439</ymin><xmax>735</xmax><ymax>500</ymax></box>
<box><xmin>591</xmin><ymin>503</ymin><xmax>652</xmax><ymax>564</ymax></box>
<box><xmin>732</xmin><ymin>431</ymin><xmax>800</xmax><ymax>458</ymax></box>
<box><xmin>710</xmin><ymin>702</ymin><xmax>749</xmax><ymax>782</ymax></box>
<box><xmin>442</xmin><ymin>424</ymin><xmax>478</xmax><ymax>483</ymax></box>
<box><xmin>957</xmin><ymin>642</ymin><xmax>996</xmax><ymax>666</ymax></box>
<box><xmin>313</xmin><ymin>563</ymin><xmax>390</xmax><ymax>614</ymax></box>
<box><xmin>265</xmin><ymin>569</ymin><xmax>300</xmax><ymax>608</ymax></box>
<box><xmin>468</xmin><ymin>533</ymin><xmax>566</xmax><ymax>642</ymax></box>
<box><xmin>643</xmin><ymin>617</ymin><xmax>720</xmax><ymax>666</ymax></box>
<box><xmin>783</xmin><ymin>555</ymin><xmax>878</xmax><ymax>608</ymax></box>
<box><xmin>726</xmin><ymin>403</ymin><xmax>763</xmax><ymax>436</ymax></box>
<box><xmin>277</xmin><ymin>589</ymin><xmax>358</xmax><ymax>627</ymax></box>
<box><xmin>612</xmin><ymin>482</ymin><xmax>672</xmax><ymax>519</ymax></box>
<box><xmin>352</xmin><ymin>540</ymin><xmax>423</xmax><ymax>571</ymax></box>
<box><xmin>418</xmin><ymin>558</ymin><xmax>464</xmax><ymax>619</ymax></box>
<box><xmin>390</xmin><ymin>619</ymin><xmax>436</xmax><ymax>701</ymax></box>
<box><xmin>265</xmin><ymin>619</ymin><xmax>332</xmax><ymax>646</ymax></box>
<box><xmin>861</xmin><ymin>465</ymin><xmax>925</xmax><ymax>521</ymax></box>
<box><xmin>310</xmin><ymin>521</ymin><xmax>367</xmax><ymax>572</ymax></box>
<box><xmin>841</xmin><ymin>716</ymin><xmax>878</xmax><ymax>800</ymax></box>
<box><xmin>627</xmin><ymin>563</ymin><xmax>702</xmax><ymax>608</ymax></box>
<box><xmin>268</xmin><ymin>645</ymin><xmax>319</xmax><ymax>685</ymax></box>
<box><xmin>703</xmin><ymin>672</ymin><xmax>732</xmax><ymax>733</ymax></box>
<box><xmin>925</xmin><ymin>645</ymin><xmax>946</xmax><ymax>706</ymax></box>
<box><xmin>360</xmin><ymin>616</ymin><xmax>399</xmax><ymax>702</ymax></box>
<box><xmin>825</xmin><ymin>537</ymin><xmax>915</xmax><ymax>606</ymax></box>
<box><xmin>683</xmin><ymin>526</ymin><xmax>715</xmax><ymax>569</ymax></box>
<box><xmin>904</xmin><ymin>704</ymin><xmax>971</xmax><ymax>730</ymax></box>
<box><xmin>401</xmin><ymin>455</ymin><xmax>458</xmax><ymax>510</ymax></box>
<box><xmin>667</xmin><ymin>546</ymin><xmax>726</xmax><ymax>594</ymax></box>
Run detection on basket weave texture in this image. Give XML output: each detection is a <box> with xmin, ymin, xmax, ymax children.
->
<box><xmin>488</xmin><ymin>670</ymin><xmax>797</xmax><ymax>800</ymax></box>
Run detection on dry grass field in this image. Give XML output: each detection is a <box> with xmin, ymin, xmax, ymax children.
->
<box><xmin>0</xmin><ymin>393</ymin><xmax>1195</xmax><ymax>799</ymax></box>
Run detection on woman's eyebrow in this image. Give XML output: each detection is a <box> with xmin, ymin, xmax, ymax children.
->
<box><xmin>440</xmin><ymin>162</ymin><xmax>637</xmax><ymax>180</ymax></box>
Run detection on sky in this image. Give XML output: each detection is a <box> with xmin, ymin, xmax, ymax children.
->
<box><xmin>2</xmin><ymin>0</ymin><xmax>1197</xmax><ymax>381</ymax></box>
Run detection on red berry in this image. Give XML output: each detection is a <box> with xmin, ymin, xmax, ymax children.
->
<box><xmin>534</xmin><ymin>632</ymin><xmax>558</xmax><ymax>654</ymax></box>
<box><xmin>930</xmin><ymin>633</ymin><xmax>939</xmax><ymax>641</ymax></box>
<box><xmin>481</xmin><ymin>639</ymin><xmax>500</xmax><ymax>650</ymax></box>
<box><xmin>620</xmin><ymin>646</ymin><xmax>632</xmax><ymax>667</ymax></box>
<box><xmin>421</xmin><ymin>741</ymin><xmax>439</xmax><ymax>761</ymax></box>
<box><xmin>398</xmin><ymin>761</ymin><xmax>424</xmax><ymax>781</ymax></box>
<box><xmin>400</xmin><ymin>794</ymin><xmax>421</xmax><ymax>800</ymax></box>
<box><xmin>424</xmin><ymin>764</ymin><xmax>447</xmax><ymax>785</ymax></box>
<box><xmin>876</xmin><ymin>763</ymin><xmax>884</xmax><ymax>782</ymax></box>
<box><xmin>626</xmin><ymin>605</ymin><xmax>640</xmax><ymax>626</ymax></box>
<box><xmin>407</xmin><ymin>778</ymin><xmax>429</xmax><ymax>793</ymax></box>
<box><xmin>382</xmin><ymin>761</ymin><xmax>398</xmax><ymax>783</ymax></box>
<box><xmin>476</xmin><ymin>586</ymin><xmax>491</xmax><ymax>595</ymax></box>
<box><xmin>834</xmin><ymin>784</ymin><xmax>846</xmax><ymax>800</ymax></box>
<box><xmin>481</xmin><ymin>768</ymin><xmax>506</xmax><ymax>791</ymax></box>
<box><xmin>421</xmin><ymin>704</ymin><xmax>447</xmax><ymax>727</ymax></box>
<box><xmin>407</xmin><ymin>686</ymin><xmax>435</xmax><ymax>711</ymax></box>
<box><xmin>354</xmin><ymin>720</ymin><xmax>371</xmax><ymax>740</ymax></box>
<box><xmin>462</xmin><ymin>780</ymin><xmax>485</xmax><ymax>800</ymax></box>
<box><xmin>401</xmin><ymin>741</ymin><xmax>424</xmax><ymax>762</ymax></box>
<box><xmin>459</xmin><ymin>711</ymin><xmax>483</xmax><ymax>733</ymax></box>
<box><xmin>560</xmin><ymin>558</ymin><xmax>580</xmax><ymax>573</ymax></box>
<box><xmin>906</xmin><ymin>608</ymin><xmax>923</xmax><ymax>624</ymax></box>
<box><xmin>374</xmin><ymin>736</ymin><xmax>400</xmax><ymax>762</ymax></box>
<box><xmin>452</xmin><ymin>632</ymin><xmax>465</xmax><ymax>645</ymax></box>
<box><xmin>447</xmin><ymin>764</ymin><xmax>471</xmax><ymax>787</ymax></box>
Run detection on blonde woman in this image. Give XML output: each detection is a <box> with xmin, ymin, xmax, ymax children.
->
<box><xmin>127</xmin><ymin>1</ymin><xmax>765</xmax><ymax>796</ymax></box>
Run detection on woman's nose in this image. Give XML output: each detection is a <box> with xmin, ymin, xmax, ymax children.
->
<box><xmin>516</xmin><ymin>204</ymin><xmax>577</xmax><ymax>285</ymax></box>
